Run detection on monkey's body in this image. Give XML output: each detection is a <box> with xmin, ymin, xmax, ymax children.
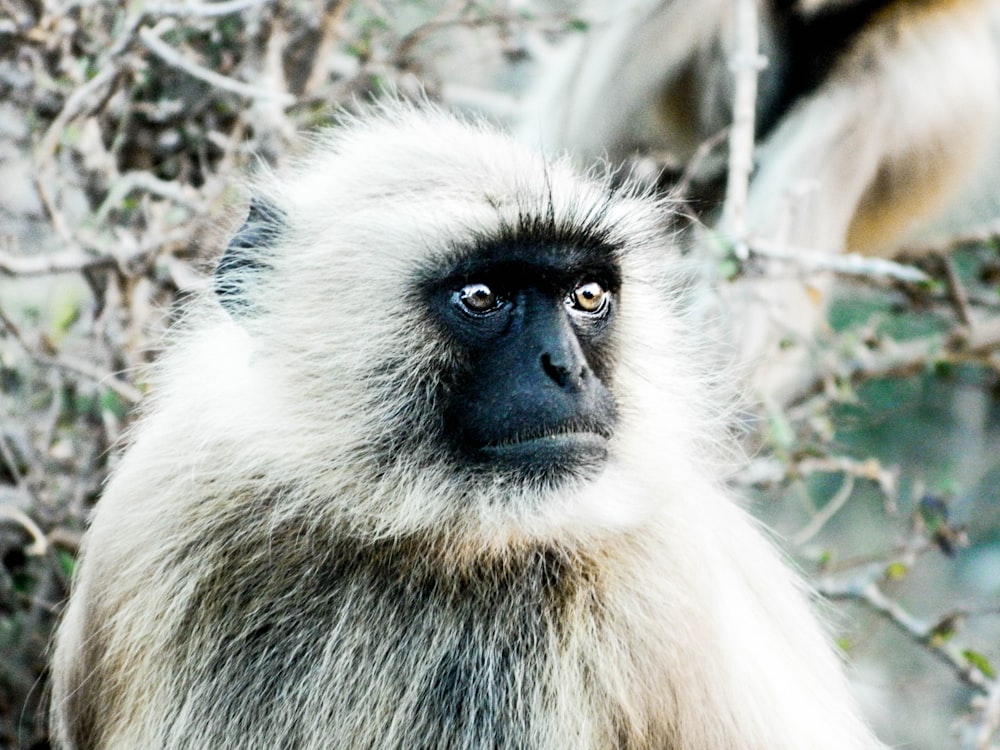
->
<box><xmin>51</xmin><ymin>106</ymin><xmax>884</xmax><ymax>749</ymax></box>
<box><xmin>54</xmin><ymin>481</ymin><xmax>859</xmax><ymax>748</ymax></box>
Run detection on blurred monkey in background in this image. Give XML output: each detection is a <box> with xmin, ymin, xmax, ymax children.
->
<box><xmin>49</xmin><ymin>104</ymin><xmax>885</xmax><ymax>749</ymax></box>
<box><xmin>518</xmin><ymin>0</ymin><xmax>1000</xmax><ymax>398</ymax></box>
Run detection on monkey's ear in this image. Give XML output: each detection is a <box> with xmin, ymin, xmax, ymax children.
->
<box><xmin>214</xmin><ymin>198</ymin><xmax>285</xmax><ymax>315</ymax></box>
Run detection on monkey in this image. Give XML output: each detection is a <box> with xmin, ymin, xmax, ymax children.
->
<box><xmin>49</xmin><ymin>102</ymin><xmax>885</xmax><ymax>749</ymax></box>
<box><xmin>516</xmin><ymin>0</ymin><xmax>1000</xmax><ymax>399</ymax></box>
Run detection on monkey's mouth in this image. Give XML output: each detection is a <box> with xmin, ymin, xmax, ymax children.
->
<box><xmin>476</xmin><ymin>428</ymin><xmax>610</xmax><ymax>470</ymax></box>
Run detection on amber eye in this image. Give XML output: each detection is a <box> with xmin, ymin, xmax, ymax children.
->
<box><xmin>571</xmin><ymin>281</ymin><xmax>608</xmax><ymax>314</ymax></box>
<box><xmin>458</xmin><ymin>283</ymin><xmax>500</xmax><ymax>313</ymax></box>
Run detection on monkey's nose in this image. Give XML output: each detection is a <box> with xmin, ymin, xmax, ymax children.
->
<box><xmin>540</xmin><ymin>352</ymin><xmax>588</xmax><ymax>390</ymax></box>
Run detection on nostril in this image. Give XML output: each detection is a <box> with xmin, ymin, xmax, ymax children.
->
<box><xmin>541</xmin><ymin>353</ymin><xmax>591</xmax><ymax>389</ymax></box>
<box><xmin>541</xmin><ymin>353</ymin><xmax>569</xmax><ymax>387</ymax></box>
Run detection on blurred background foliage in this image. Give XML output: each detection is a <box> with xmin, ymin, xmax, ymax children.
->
<box><xmin>0</xmin><ymin>1</ymin><xmax>998</xmax><ymax>748</ymax></box>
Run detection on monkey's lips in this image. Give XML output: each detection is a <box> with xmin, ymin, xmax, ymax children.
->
<box><xmin>476</xmin><ymin>430</ymin><xmax>610</xmax><ymax>469</ymax></box>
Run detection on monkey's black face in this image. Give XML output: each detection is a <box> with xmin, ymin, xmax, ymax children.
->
<box><xmin>427</xmin><ymin>239</ymin><xmax>620</xmax><ymax>481</ymax></box>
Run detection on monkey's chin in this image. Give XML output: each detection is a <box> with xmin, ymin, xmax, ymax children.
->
<box><xmin>476</xmin><ymin>432</ymin><xmax>610</xmax><ymax>476</ymax></box>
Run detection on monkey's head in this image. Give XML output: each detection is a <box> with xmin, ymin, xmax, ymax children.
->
<box><xmin>203</xmin><ymin>104</ymin><xmax>710</xmax><ymax>548</ymax></box>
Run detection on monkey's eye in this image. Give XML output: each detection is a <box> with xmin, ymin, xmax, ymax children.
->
<box><xmin>570</xmin><ymin>280</ymin><xmax>608</xmax><ymax>314</ymax></box>
<box><xmin>458</xmin><ymin>283</ymin><xmax>501</xmax><ymax>314</ymax></box>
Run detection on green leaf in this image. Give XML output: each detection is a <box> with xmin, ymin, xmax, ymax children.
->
<box><xmin>928</xmin><ymin>615</ymin><xmax>958</xmax><ymax>644</ymax></box>
<box><xmin>767</xmin><ymin>411</ymin><xmax>796</xmax><ymax>451</ymax></box>
<box><xmin>56</xmin><ymin>548</ymin><xmax>76</xmax><ymax>579</ymax></box>
<box><xmin>885</xmin><ymin>561</ymin><xmax>908</xmax><ymax>580</ymax></box>
<box><xmin>52</xmin><ymin>298</ymin><xmax>81</xmax><ymax>336</ymax></box>
<box><xmin>717</xmin><ymin>257</ymin><xmax>741</xmax><ymax>281</ymax></box>
<box><xmin>963</xmin><ymin>650</ymin><xmax>996</xmax><ymax>679</ymax></box>
<box><xmin>100</xmin><ymin>388</ymin><xmax>129</xmax><ymax>422</ymax></box>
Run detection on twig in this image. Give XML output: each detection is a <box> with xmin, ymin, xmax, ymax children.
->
<box><xmin>145</xmin><ymin>0</ymin><xmax>275</xmax><ymax>18</ymax></box>
<box><xmin>0</xmin><ymin>226</ymin><xmax>196</xmax><ymax>278</ymax></box>
<box><xmin>963</xmin><ymin>679</ymin><xmax>1000</xmax><ymax>750</ymax></box>
<box><xmin>139</xmin><ymin>21</ymin><xmax>296</xmax><ymax>106</ymax></box>
<box><xmin>792</xmin><ymin>473</ymin><xmax>855</xmax><ymax>546</ymax></box>
<box><xmin>33</xmin><ymin>65</ymin><xmax>122</xmax><ymax>166</ymax></box>
<box><xmin>0</xmin><ymin>506</ymin><xmax>48</xmax><ymax>556</ymax></box>
<box><xmin>0</xmin><ymin>248</ymin><xmax>117</xmax><ymax>276</ymax></box>
<box><xmin>32</xmin><ymin>61</ymin><xmax>123</xmax><ymax>242</ymax></box>
<box><xmin>37</xmin><ymin>356</ymin><xmax>143</xmax><ymax>405</ymax></box>
<box><xmin>721</xmin><ymin>0</ymin><xmax>763</xmax><ymax>261</ymax></box>
<box><xmin>834</xmin><ymin>321</ymin><xmax>1000</xmax><ymax>384</ymax></box>
<box><xmin>748</xmin><ymin>240</ymin><xmax>931</xmax><ymax>283</ymax></box>
<box><xmin>1</xmin><ymin>304</ymin><xmax>143</xmax><ymax>403</ymax></box>
<box><xmin>0</xmin><ymin>304</ymin><xmax>30</xmax><ymax>347</ymax></box>
<box><xmin>675</xmin><ymin>127</ymin><xmax>730</xmax><ymax>198</ymax></box>
<box><xmin>302</xmin><ymin>2</ymin><xmax>350</xmax><ymax>97</ymax></box>
<box><xmin>953</xmin><ymin>317</ymin><xmax>1000</xmax><ymax>356</ymax></box>
<box><xmin>943</xmin><ymin>253</ymin><xmax>974</xmax><ymax>326</ymax></box>
<box><xmin>0</xmin><ymin>430</ymin><xmax>26</xmax><ymax>489</ymax></box>
<box><xmin>40</xmin><ymin>369</ymin><xmax>67</xmax><ymax>450</ymax></box>
<box><xmin>33</xmin><ymin>5</ymin><xmax>145</xmax><ymax>169</ymax></box>
<box><xmin>820</xmin><ymin>541</ymin><xmax>995</xmax><ymax>694</ymax></box>
<box><xmin>737</xmin><ymin>454</ymin><xmax>897</xmax><ymax>498</ymax></box>
<box><xmin>395</xmin><ymin>0</ymin><xmax>471</xmax><ymax>61</ymax></box>
<box><xmin>96</xmin><ymin>170</ymin><xmax>206</xmax><ymax>221</ymax></box>
<box><xmin>829</xmin><ymin>578</ymin><xmax>995</xmax><ymax>691</ymax></box>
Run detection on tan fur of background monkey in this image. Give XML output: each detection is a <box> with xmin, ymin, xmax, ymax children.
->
<box><xmin>50</xmin><ymin>104</ymin><xmax>884</xmax><ymax>749</ymax></box>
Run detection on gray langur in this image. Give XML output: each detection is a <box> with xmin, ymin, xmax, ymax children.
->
<box><xmin>50</xmin><ymin>104</ymin><xmax>885</xmax><ymax>749</ymax></box>
<box><xmin>517</xmin><ymin>0</ymin><xmax>1000</xmax><ymax>399</ymax></box>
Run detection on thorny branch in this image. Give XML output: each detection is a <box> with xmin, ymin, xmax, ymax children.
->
<box><xmin>818</xmin><ymin>538</ymin><xmax>1000</xmax><ymax>750</ymax></box>
<box><xmin>819</xmin><ymin>539</ymin><xmax>991</xmax><ymax>692</ymax></box>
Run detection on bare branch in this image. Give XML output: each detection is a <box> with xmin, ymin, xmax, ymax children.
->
<box><xmin>0</xmin><ymin>248</ymin><xmax>117</xmax><ymax>276</ymax></box>
<box><xmin>721</xmin><ymin>0</ymin><xmax>764</xmax><ymax>260</ymax></box>
<box><xmin>962</xmin><ymin>680</ymin><xmax>1000</xmax><ymax>750</ymax></box>
<box><xmin>139</xmin><ymin>21</ymin><xmax>296</xmax><ymax>107</ymax></box>
<box><xmin>820</xmin><ymin>543</ymin><xmax>996</xmax><ymax>694</ymax></box>
<box><xmin>33</xmin><ymin>65</ymin><xmax>122</xmax><ymax>165</ymax></box>
<box><xmin>96</xmin><ymin>170</ymin><xmax>206</xmax><ymax>220</ymax></box>
<box><xmin>0</xmin><ymin>506</ymin><xmax>48</xmax><ymax>556</ymax></box>
<box><xmin>1</xmin><ymin>302</ymin><xmax>143</xmax><ymax>404</ymax></box>
<box><xmin>826</xmin><ymin>320</ymin><xmax>1000</xmax><ymax>386</ymax></box>
<box><xmin>737</xmin><ymin>455</ymin><xmax>898</xmax><ymax>499</ymax></box>
<box><xmin>943</xmin><ymin>253</ymin><xmax>974</xmax><ymax>326</ymax></box>
<box><xmin>0</xmin><ymin>226</ymin><xmax>197</xmax><ymax>278</ymax></box>
<box><xmin>36</xmin><ymin>355</ymin><xmax>144</xmax><ymax>405</ymax></box>
<box><xmin>792</xmin><ymin>473</ymin><xmax>855</xmax><ymax>546</ymax></box>
<box><xmin>748</xmin><ymin>239</ymin><xmax>931</xmax><ymax>283</ymax></box>
<box><xmin>145</xmin><ymin>0</ymin><xmax>276</xmax><ymax>18</ymax></box>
